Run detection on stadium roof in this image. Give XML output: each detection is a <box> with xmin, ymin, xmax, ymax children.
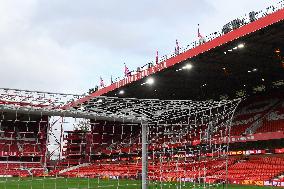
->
<box><xmin>66</xmin><ymin>1</ymin><xmax>284</xmax><ymax>108</ymax></box>
<box><xmin>0</xmin><ymin>88</ymin><xmax>240</xmax><ymax>123</ymax></box>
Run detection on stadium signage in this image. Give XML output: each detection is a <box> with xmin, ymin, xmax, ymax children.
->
<box><xmin>264</xmin><ymin>181</ymin><xmax>284</xmax><ymax>187</ymax></box>
<box><xmin>275</xmin><ymin>148</ymin><xmax>284</xmax><ymax>154</ymax></box>
<box><xmin>0</xmin><ymin>151</ymin><xmax>17</xmax><ymax>156</ymax></box>
<box><xmin>230</xmin><ymin>180</ymin><xmax>284</xmax><ymax>187</ymax></box>
<box><xmin>206</xmin><ymin>149</ymin><xmax>265</xmax><ymax>157</ymax></box>
<box><xmin>115</xmin><ymin>61</ymin><xmax>167</xmax><ymax>88</ymax></box>
<box><xmin>179</xmin><ymin>178</ymin><xmax>194</xmax><ymax>182</ymax></box>
<box><xmin>241</xmin><ymin>180</ymin><xmax>264</xmax><ymax>186</ymax></box>
<box><xmin>227</xmin><ymin>149</ymin><xmax>265</xmax><ymax>156</ymax></box>
<box><xmin>213</xmin><ymin>131</ymin><xmax>284</xmax><ymax>144</ymax></box>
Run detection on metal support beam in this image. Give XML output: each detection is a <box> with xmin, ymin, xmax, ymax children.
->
<box><xmin>142</xmin><ymin>123</ymin><xmax>148</xmax><ymax>189</ymax></box>
<box><xmin>0</xmin><ymin>107</ymin><xmax>143</xmax><ymax>124</ymax></box>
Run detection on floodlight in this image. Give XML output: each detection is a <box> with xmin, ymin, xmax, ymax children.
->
<box><xmin>146</xmin><ymin>77</ymin><xmax>154</xmax><ymax>85</ymax></box>
<box><xmin>182</xmin><ymin>64</ymin><xmax>193</xmax><ymax>70</ymax></box>
<box><xmin>238</xmin><ymin>43</ymin><xmax>245</xmax><ymax>48</ymax></box>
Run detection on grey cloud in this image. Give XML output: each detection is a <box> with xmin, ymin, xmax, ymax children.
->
<box><xmin>31</xmin><ymin>0</ymin><xmax>213</xmax><ymax>52</ymax></box>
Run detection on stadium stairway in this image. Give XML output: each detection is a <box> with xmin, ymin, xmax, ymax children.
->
<box><xmin>58</xmin><ymin>163</ymin><xmax>91</xmax><ymax>175</ymax></box>
<box><xmin>244</xmin><ymin>99</ymin><xmax>283</xmax><ymax>135</ymax></box>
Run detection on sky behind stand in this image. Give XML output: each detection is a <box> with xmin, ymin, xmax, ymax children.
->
<box><xmin>0</xmin><ymin>0</ymin><xmax>274</xmax><ymax>95</ymax></box>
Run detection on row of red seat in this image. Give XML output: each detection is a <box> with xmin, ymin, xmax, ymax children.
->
<box><xmin>0</xmin><ymin>143</ymin><xmax>41</xmax><ymax>155</ymax></box>
<box><xmin>60</xmin><ymin>155</ymin><xmax>284</xmax><ymax>182</ymax></box>
<box><xmin>0</xmin><ymin>162</ymin><xmax>45</xmax><ymax>176</ymax></box>
<box><xmin>211</xmin><ymin>156</ymin><xmax>284</xmax><ymax>181</ymax></box>
<box><xmin>256</xmin><ymin>121</ymin><xmax>284</xmax><ymax>133</ymax></box>
<box><xmin>0</xmin><ymin>162</ymin><xmax>42</xmax><ymax>168</ymax></box>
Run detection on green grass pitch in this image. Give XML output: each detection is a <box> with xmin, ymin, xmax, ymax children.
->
<box><xmin>0</xmin><ymin>177</ymin><xmax>280</xmax><ymax>189</ymax></box>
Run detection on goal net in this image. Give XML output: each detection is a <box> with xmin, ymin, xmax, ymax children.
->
<box><xmin>146</xmin><ymin>101</ymin><xmax>239</xmax><ymax>188</ymax></box>
<box><xmin>0</xmin><ymin>88</ymin><xmax>240</xmax><ymax>189</ymax></box>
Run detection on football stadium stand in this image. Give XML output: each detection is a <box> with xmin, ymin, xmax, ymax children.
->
<box><xmin>0</xmin><ymin>1</ymin><xmax>284</xmax><ymax>188</ymax></box>
<box><xmin>0</xmin><ymin>114</ymin><xmax>48</xmax><ymax>176</ymax></box>
<box><xmin>57</xmin><ymin>92</ymin><xmax>284</xmax><ymax>187</ymax></box>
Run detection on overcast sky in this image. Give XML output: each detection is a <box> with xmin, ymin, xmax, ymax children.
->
<box><xmin>0</xmin><ymin>0</ymin><xmax>275</xmax><ymax>95</ymax></box>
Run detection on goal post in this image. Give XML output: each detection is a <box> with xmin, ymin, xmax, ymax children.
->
<box><xmin>0</xmin><ymin>88</ymin><xmax>241</xmax><ymax>189</ymax></box>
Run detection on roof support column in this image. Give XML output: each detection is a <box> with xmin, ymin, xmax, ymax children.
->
<box><xmin>141</xmin><ymin>122</ymin><xmax>148</xmax><ymax>189</ymax></box>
